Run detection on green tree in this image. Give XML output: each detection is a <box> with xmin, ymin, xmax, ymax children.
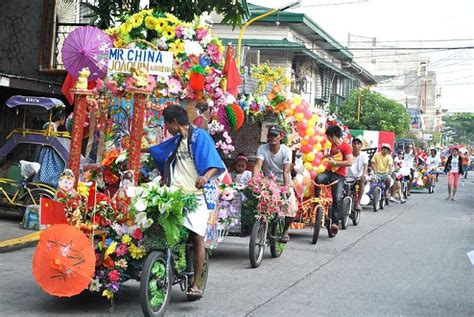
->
<box><xmin>335</xmin><ymin>88</ymin><xmax>411</xmax><ymax>135</ymax></box>
<box><xmin>84</xmin><ymin>0</ymin><xmax>248</xmax><ymax>29</ymax></box>
<box><xmin>443</xmin><ymin>112</ymin><xmax>474</xmax><ymax>144</ymax></box>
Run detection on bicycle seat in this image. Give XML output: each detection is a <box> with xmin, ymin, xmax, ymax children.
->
<box><xmin>344</xmin><ymin>176</ymin><xmax>358</xmax><ymax>185</ymax></box>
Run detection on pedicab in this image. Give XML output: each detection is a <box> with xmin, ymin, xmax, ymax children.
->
<box><xmin>0</xmin><ymin>96</ymin><xmax>80</xmax><ymax>217</ymax></box>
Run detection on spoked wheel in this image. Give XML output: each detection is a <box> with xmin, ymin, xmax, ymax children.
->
<box><xmin>327</xmin><ymin>217</ymin><xmax>335</xmax><ymax>238</ymax></box>
<box><xmin>351</xmin><ymin>207</ymin><xmax>361</xmax><ymax>226</ymax></box>
<box><xmin>373</xmin><ymin>187</ymin><xmax>381</xmax><ymax>212</ymax></box>
<box><xmin>186</xmin><ymin>247</ymin><xmax>210</xmax><ymax>300</ymax></box>
<box><xmin>23</xmin><ymin>188</ymin><xmax>54</xmax><ymax>218</ymax></box>
<box><xmin>249</xmin><ymin>220</ymin><xmax>267</xmax><ymax>268</ymax></box>
<box><xmin>311</xmin><ymin>206</ymin><xmax>323</xmax><ymax>245</ymax></box>
<box><xmin>270</xmin><ymin>217</ymin><xmax>286</xmax><ymax>258</ymax></box>
<box><xmin>341</xmin><ymin>196</ymin><xmax>351</xmax><ymax>230</ymax></box>
<box><xmin>380</xmin><ymin>194</ymin><xmax>385</xmax><ymax>210</ymax></box>
<box><xmin>402</xmin><ymin>182</ymin><xmax>408</xmax><ymax>199</ymax></box>
<box><xmin>140</xmin><ymin>251</ymin><xmax>172</xmax><ymax>317</ymax></box>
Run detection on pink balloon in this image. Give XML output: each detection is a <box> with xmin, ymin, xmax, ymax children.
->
<box><xmin>308</xmin><ymin>137</ymin><xmax>318</xmax><ymax>145</ymax></box>
<box><xmin>295</xmin><ymin>105</ymin><xmax>305</xmax><ymax>113</ymax></box>
<box><xmin>313</xmin><ymin>158</ymin><xmax>321</xmax><ymax>166</ymax></box>
<box><xmin>304</xmin><ymin>111</ymin><xmax>312</xmax><ymax>120</ymax></box>
<box><xmin>316</xmin><ymin>152</ymin><xmax>324</xmax><ymax>159</ymax></box>
<box><xmin>297</xmin><ymin>122</ymin><xmax>307</xmax><ymax>131</ymax></box>
<box><xmin>310</xmin><ymin>170</ymin><xmax>318</xmax><ymax>179</ymax></box>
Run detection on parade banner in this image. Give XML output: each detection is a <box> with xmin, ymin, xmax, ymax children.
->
<box><xmin>107</xmin><ymin>48</ymin><xmax>173</xmax><ymax>76</ymax></box>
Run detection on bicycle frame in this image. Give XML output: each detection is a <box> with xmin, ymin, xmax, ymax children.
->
<box><xmin>0</xmin><ymin>178</ymin><xmax>55</xmax><ymax>207</ymax></box>
<box><xmin>310</xmin><ymin>180</ymin><xmax>339</xmax><ymax>227</ymax></box>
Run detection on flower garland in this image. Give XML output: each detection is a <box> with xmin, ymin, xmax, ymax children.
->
<box><xmin>245</xmin><ymin>173</ymin><xmax>287</xmax><ymax>217</ymax></box>
<box><xmin>250</xmin><ymin>63</ymin><xmax>291</xmax><ymax>94</ymax></box>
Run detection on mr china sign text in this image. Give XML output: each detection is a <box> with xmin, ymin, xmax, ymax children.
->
<box><xmin>107</xmin><ymin>48</ymin><xmax>173</xmax><ymax>76</ymax></box>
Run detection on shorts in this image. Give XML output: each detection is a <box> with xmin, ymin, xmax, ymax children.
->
<box><xmin>183</xmin><ymin>195</ymin><xmax>211</xmax><ymax>237</ymax></box>
<box><xmin>375</xmin><ymin>173</ymin><xmax>394</xmax><ymax>187</ymax></box>
<box><xmin>447</xmin><ymin>172</ymin><xmax>460</xmax><ymax>188</ymax></box>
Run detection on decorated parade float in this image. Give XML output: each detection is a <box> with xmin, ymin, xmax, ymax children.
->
<box><xmin>30</xmin><ymin>8</ymin><xmax>345</xmax><ymax>315</ymax></box>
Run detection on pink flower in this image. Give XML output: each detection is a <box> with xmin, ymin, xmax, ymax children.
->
<box><xmin>175</xmin><ymin>25</ymin><xmax>184</xmax><ymax>38</ymax></box>
<box><xmin>167</xmin><ymin>77</ymin><xmax>182</xmax><ymax>95</ymax></box>
<box><xmin>206</xmin><ymin>44</ymin><xmax>221</xmax><ymax>63</ymax></box>
<box><xmin>115</xmin><ymin>243</ymin><xmax>128</xmax><ymax>256</ymax></box>
<box><xmin>131</xmin><ymin>228</ymin><xmax>143</xmax><ymax>240</ymax></box>
<box><xmin>108</xmin><ymin>270</ymin><xmax>120</xmax><ymax>283</ymax></box>
<box><xmin>196</xmin><ymin>28</ymin><xmax>208</xmax><ymax>41</ymax></box>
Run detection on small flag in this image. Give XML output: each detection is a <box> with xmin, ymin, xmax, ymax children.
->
<box><xmin>40</xmin><ymin>198</ymin><xmax>67</xmax><ymax>225</ymax></box>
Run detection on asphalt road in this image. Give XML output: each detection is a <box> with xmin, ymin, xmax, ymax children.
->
<box><xmin>0</xmin><ymin>174</ymin><xmax>472</xmax><ymax>317</ymax></box>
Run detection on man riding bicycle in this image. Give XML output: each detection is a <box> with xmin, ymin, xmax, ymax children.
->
<box><xmin>347</xmin><ymin>136</ymin><xmax>368</xmax><ymax>211</ymax></box>
<box><xmin>314</xmin><ymin>125</ymin><xmax>353</xmax><ymax>236</ymax></box>
<box><xmin>371</xmin><ymin>143</ymin><xmax>394</xmax><ymax>201</ymax></box>
<box><xmin>403</xmin><ymin>144</ymin><xmax>416</xmax><ymax>195</ymax></box>
<box><xmin>427</xmin><ymin>149</ymin><xmax>441</xmax><ymax>181</ymax></box>
<box><xmin>252</xmin><ymin>125</ymin><xmax>297</xmax><ymax>243</ymax></box>
<box><xmin>148</xmin><ymin>105</ymin><xmax>225</xmax><ymax>299</ymax></box>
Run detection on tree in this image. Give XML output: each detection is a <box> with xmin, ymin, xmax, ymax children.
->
<box><xmin>84</xmin><ymin>0</ymin><xmax>248</xmax><ymax>29</ymax></box>
<box><xmin>335</xmin><ymin>88</ymin><xmax>411</xmax><ymax>135</ymax></box>
<box><xmin>442</xmin><ymin>112</ymin><xmax>474</xmax><ymax>144</ymax></box>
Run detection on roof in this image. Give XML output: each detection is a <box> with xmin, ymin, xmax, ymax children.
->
<box><xmin>247</xmin><ymin>4</ymin><xmax>353</xmax><ymax>61</ymax></box>
<box><xmin>348</xmin><ymin>61</ymin><xmax>378</xmax><ymax>85</ymax></box>
<box><xmin>5</xmin><ymin>95</ymin><xmax>65</xmax><ymax>111</ymax></box>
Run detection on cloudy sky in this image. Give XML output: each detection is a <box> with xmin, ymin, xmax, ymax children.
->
<box><xmin>251</xmin><ymin>0</ymin><xmax>474</xmax><ymax>112</ymax></box>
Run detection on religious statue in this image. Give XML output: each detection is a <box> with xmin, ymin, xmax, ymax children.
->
<box><xmin>130</xmin><ymin>66</ymin><xmax>148</xmax><ymax>88</ymax></box>
<box><xmin>75</xmin><ymin>67</ymin><xmax>90</xmax><ymax>90</ymax></box>
<box><xmin>112</xmin><ymin>170</ymin><xmax>134</xmax><ymax>222</ymax></box>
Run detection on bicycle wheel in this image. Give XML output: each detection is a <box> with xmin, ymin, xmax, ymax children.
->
<box><xmin>312</xmin><ymin>206</ymin><xmax>323</xmax><ymax>244</ymax></box>
<box><xmin>270</xmin><ymin>217</ymin><xmax>286</xmax><ymax>258</ymax></box>
<box><xmin>373</xmin><ymin>187</ymin><xmax>381</xmax><ymax>212</ymax></box>
<box><xmin>351</xmin><ymin>207</ymin><xmax>361</xmax><ymax>226</ymax></box>
<box><xmin>140</xmin><ymin>251</ymin><xmax>172</xmax><ymax>317</ymax></box>
<box><xmin>402</xmin><ymin>182</ymin><xmax>408</xmax><ymax>199</ymax></box>
<box><xmin>186</xmin><ymin>247</ymin><xmax>210</xmax><ymax>300</ymax></box>
<box><xmin>249</xmin><ymin>220</ymin><xmax>266</xmax><ymax>268</ymax></box>
<box><xmin>341</xmin><ymin>196</ymin><xmax>351</xmax><ymax>230</ymax></box>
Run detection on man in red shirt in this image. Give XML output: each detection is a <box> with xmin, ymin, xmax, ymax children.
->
<box><xmin>314</xmin><ymin>125</ymin><xmax>354</xmax><ymax>235</ymax></box>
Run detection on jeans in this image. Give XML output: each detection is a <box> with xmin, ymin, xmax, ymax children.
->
<box><xmin>314</xmin><ymin>172</ymin><xmax>345</xmax><ymax>226</ymax></box>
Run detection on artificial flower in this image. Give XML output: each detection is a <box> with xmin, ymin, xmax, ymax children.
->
<box><xmin>102</xmin><ymin>289</ymin><xmax>114</xmax><ymax>300</ymax></box>
<box><xmin>184</xmin><ymin>40</ymin><xmax>204</xmax><ymax>56</ymax></box>
<box><xmin>130</xmin><ymin>14</ymin><xmax>144</xmax><ymax>28</ymax></box>
<box><xmin>131</xmin><ymin>228</ymin><xmax>143</xmax><ymax>240</ymax></box>
<box><xmin>108</xmin><ymin>270</ymin><xmax>120</xmax><ymax>283</ymax></box>
<box><xmin>165</xmin><ymin>12</ymin><xmax>180</xmax><ymax>24</ymax></box>
<box><xmin>166</xmin><ymin>77</ymin><xmax>182</xmax><ymax>95</ymax></box>
<box><xmin>121</xmin><ymin>234</ymin><xmax>132</xmax><ymax>245</ymax></box>
<box><xmin>103</xmin><ymin>256</ymin><xmax>115</xmax><ymax>268</ymax></box>
<box><xmin>115</xmin><ymin>258</ymin><xmax>128</xmax><ymax>269</ymax></box>
<box><xmin>162</xmin><ymin>25</ymin><xmax>176</xmax><ymax>40</ymax></box>
<box><xmin>145</xmin><ymin>15</ymin><xmax>158</xmax><ymax>30</ymax></box>
<box><xmin>115</xmin><ymin>243</ymin><xmax>128</xmax><ymax>256</ymax></box>
<box><xmin>89</xmin><ymin>278</ymin><xmax>102</xmax><ymax>292</ymax></box>
<box><xmin>156</xmin><ymin>37</ymin><xmax>168</xmax><ymax>50</ymax></box>
<box><xmin>155</xmin><ymin>17</ymin><xmax>168</xmax><ymax>32</ymax></box>
<box><xmin>128</xmin><ymin>242</ymin><xmax>146</xmax><ymax>259</ymax></box>
<box><xmin>175</xmin><ymin>25</ymin><xmax>184</xmax><ymax>38</ymax></box>
<box><xmin>183</xmin><ymin>27</ymin><xmax>196</xmax><ymax>40</ymax></box>
<box><xmin>104</xmin><ymin>241</ymin><xmax>117</xmax><ymax>258</ymax></box>
<box><xmin>200</xmin><ymin>34</ymin><xmax>213</xmax><ymax>46</ymax></box>
<box><xmin>196</xmin><ymin>27</ymin><xmax>208</xmax><ymax>41</ymax></box>
<box><xmin>169</xmin><ymin>39</ymin><xmax>185</xmax><ymax>55</ymax></box>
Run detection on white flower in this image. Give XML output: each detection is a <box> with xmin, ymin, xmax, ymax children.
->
<box><xmin>184</xmin><ymin>40</ymin><xmax>204</xmax><ymax>56</ymax></box>
<box><xmin>200</xmin><ymin>34</ymin><xmax>213</xmax><ymax>46</ymax></box>
<box><xmin>134</xmin><ymin>198</ymin><xmax>147</xmax><ymax>212</ymax></box>
<box><xmin>156</xmin><ymin>37</ymin><xmax>168</xmax><ymax>50</ymax></box>
<box><xmin>89</xmin><ymin>278</ymin><xmax>102</xmax><ymax>292</ymax></box>
<box><xmin>126</xmin><ymin>186</ymin><xmax>140</xmax><ymax>198</ymax></box>
<box><xmin>135</xmin><ymin>212</ymin><xmax>153</xmax><ymax>229</ymax></box>
<box><xmin>157</xmin><ymin>75</ymin><xmax>168</xmax><ymax>84</ymax></box>
<box><xmin>183</xmin><ymin>27</ymin><xmax>196</xmax><ymax>40</ymax></box>
<box><xmin>115</xmin><ymin>152</ymin><xmax>128</xmax><ymax>164</ymax></box>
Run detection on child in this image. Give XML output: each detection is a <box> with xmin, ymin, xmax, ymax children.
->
<box><xmin>231</xmin><ymin>153</ymin><xmax>252</xmax><ymax>187</ymax></box>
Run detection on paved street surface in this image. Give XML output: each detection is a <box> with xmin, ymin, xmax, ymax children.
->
<box><xmin>0</xmin><ymin>175</ymin><xmax>473</xmax><ymax>317</ymax></box>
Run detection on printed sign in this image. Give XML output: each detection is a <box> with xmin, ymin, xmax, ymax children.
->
<box><xmin>107</xmin><ymin>48</ymin><xmax>173</xmax><ymax>76</ymax></box>
<box><xmin>286</xmin><ymin>118</ymin><xmax>301</xmax><ymax>150</ymax></box>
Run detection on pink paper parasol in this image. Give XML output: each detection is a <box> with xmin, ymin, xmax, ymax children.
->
<box><xmin>62</xmin><ymin>26</ymin><xmax>112</xmax><ymax>80</ymax></box>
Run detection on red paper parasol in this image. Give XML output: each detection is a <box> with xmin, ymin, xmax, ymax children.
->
<box><xmin>62</xmin><ymin>26</ymin><xmax>112</xmax><ymax>80</ymax></box>
<box><xmin>32</xmin><ymin>224</ymin><xmax>95</xmax><ymax>297</ymax></box>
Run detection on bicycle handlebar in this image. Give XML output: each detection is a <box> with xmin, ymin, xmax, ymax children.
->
<box><xmin>311</xmin><ymin>180</ymin><xmax>339</xmax><ymax>187</ymax></box>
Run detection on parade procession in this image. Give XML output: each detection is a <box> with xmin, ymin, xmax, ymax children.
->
<box><xmin>0</xmin><ymin>1</ymin><xmax>473</xmax><ymax>316</ymax></box>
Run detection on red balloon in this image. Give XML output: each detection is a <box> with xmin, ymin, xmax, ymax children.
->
<box><xmin>297</xmin><ymin>122</ymin><xmax>307</xmax><ymax>131</ymax></box>
<box><xmin>295</xmin><ymin>105</ymin><xmax>305</xmax><ymax>113</ymax></box>
<box><xmin>310</xmin><ymin>170</ymin><xmax>318</xmax><ymax>179</ymax></box>
<box><xmin>308</xmin><ymin>137</ymin><xmax>318</xmax><ymax>145</ymax></box>
<box><xmin>298</xmin><ymin>128</ymin><xmax>306</xmax><ymax>137</ymax></box>
<box><xmin>301</xmin><ymin>144</ymin><xmax>312</xmax><ymax>154</ymax></box>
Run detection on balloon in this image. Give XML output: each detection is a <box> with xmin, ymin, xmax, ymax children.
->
<box><xmin>292</xmin><ymin>96</ymin><xmax>302</xmax><ymax>106</ymax></box>
<box><xmin>309</xmin><ymin>170</ymin><xmax>318</xmax><ymax>179</ymax></box>
<box><xmin>295</xmin><ymin>105</ymin><xmax>305</xmax><ymax>113</ymax></box>
<box><xmin>304</xmin><ymin>111</ymin><xmax>312</xmax><ymax>120</ymax></box>
<box><xmin>360</xmin><ymin>194</ymin><xmax>370</xmax><ymax>205</ymax></box>
<box><xmin>298</xmin><ymin>128</ymin><xmax>306</xmax><ymax>137</ymax></box>
<box><xmin>304</xmin><ymin>162</ymin><xmax>313</xmax><ymax>171</ymax></box>
<box><xmin>317</xmin><ymin>164</ymin><xmax>326</xmax><ymax>174</ymax></box>
<box><xmin>301</xmin><ymin>144</ymin><xmax>312</xmax><ymax>153</ymax></box>
<box><xmin>295</xmin><ymin>184</ymin><xmax>304</xmax><ymax>197</ymax></box>
<box><xmin>303</xmin><ymin>186</ymin><xmax>312</xmax><ymax>198</ymax></box>
<box><xmin>297</xmin><ymin>122</ymin><xmax>307</xmax><ymax>131</ymax></box>
<box><xmin>313</xmin><ymin>158</ymin><xmax>321</xmax><ymax>166</ymax></box>
<box><xmin>305</xmin><ymin>152</ymin><xmax>315</xmax><ymax>162</ymax></box>
<box><xmin>308</xmin><ymin>137</ymin><xmax>318</xmax><ymax>145</ymax></box>
<box><xmin>314</xmin><ymin>143</ymin><xmax>322</xmax><ymax>152</ymax></box>
<box><xmin>316</xmin><ymin>152</ymin><xmax>324</xmax><ymax>159</ymax></box>
<box><xmin>306</xmin><ymin>128</ymin><xmax>315</xmax><ymax>137</ymax></box>
<box><xmin>301</xmin><ymin>138</ymin><xmax>309</xmax><ymax>146</ymax></box>
<box><xmin>295</xmin><ymin>112</ymin><xmax>304</xmax><ymax>122</ymax></box>
<box><xmin>325</xmin><ymin>142</ymin><xmax>332</xmax><ymax>150</ymax></box>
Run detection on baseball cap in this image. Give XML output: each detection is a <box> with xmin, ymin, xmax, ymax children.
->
<box><xmin>381</xmin><ymin>143</ymin><xmax>392</xmax><ymax>151</ymax></box>
<box><xmin>267</xmin><ymin>125</ymin><xmax>282</xmax><ymax>136</ymax></box>
<box><xmin>352</xmin><ymin>136</ymin><xmax>363</xmax><ymax>144</ymax></box>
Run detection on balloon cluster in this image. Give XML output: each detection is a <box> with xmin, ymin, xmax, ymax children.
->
<box><xmin>286</xmin><ymin>97</ymin><xmax>331</xmax><ymax>180</ymax></box>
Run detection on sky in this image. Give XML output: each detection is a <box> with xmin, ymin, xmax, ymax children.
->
<box><xmin>250</xmin><ymin>0</ymin><xmax>474</xmax><ymax>113</ymax></box>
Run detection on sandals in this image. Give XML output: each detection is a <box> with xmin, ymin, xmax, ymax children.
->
<box><xmin>330</xmin><ymin>224</ymin><xmax>339</xmax><ymax>236</ymax></box>
<box><xmin>186</xmin><ymin>287</ymin><xmax>203</xmax><ymax>300</ymax></box>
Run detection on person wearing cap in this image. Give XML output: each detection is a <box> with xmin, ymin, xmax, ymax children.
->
<box><xmin>253</xmin><ymin>125</ymin><xmax>296</xmax><ymax>242</ymax></box>
<box><xmin>403</xmin><ymin>144</ymin><xmax>416</xmax><ymax>194</ymax></box>
<box><xmin>314</xmin><ymin>125</ymin><xmax>354</xmax><ymax>236</ymax></box>
<box><xmin>347</xmin><ymin>136</ymin><xmax>368</xmax><ymax>210</ymax></box>
<box><xmin>371</xmin><ymin>143</ymin><xmax>394</xmax><ymax>199</ymax></box>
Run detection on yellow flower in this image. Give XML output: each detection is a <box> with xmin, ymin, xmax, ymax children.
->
<box><xmin>139</xmin><ymin>9</ymin><xmax>154</xmax><ymax>17</ymax></box>
<box><xmin>156</xmin><ymin>17</ymin><xmax>168</xmax><ymax>32</ymax></box>
<box><xmin>77</xmin><ymin>182</ymin><xmax>89</xmax><ymax>198</ymax></box>
<box><xmin>128</xmin><ymin>242</ymin><xmax>146</xmax><ymax>259</ymax></box>
<box><xmin>104</xmin><ymin>241</ymin><xmax>117</xmax><ymax>258</ymax></box>
<box><xmin>114</xmin><ymin>39</ymin><xmax>124</xmax><ymax>48</ymax></box>
<box><xmin>119</xmin><ymin>22</ymin><xmax>132</xmax><ymax>34</ymax></box>
<box><xmin>121</xmin><ymin>234</ymin><xmax>132</xmax><ymax>245</ymax></box>
<box><xmin>145</xmin><ymin>16</ymin><xmax>158</xmax><ymax>30</ymax></box>
<box><xmin>102</xmin><ymin>289</ymin><xmax>113</xmax><ymax>300</ymax></box>
<box><xmin>165</xmin><ymin>13</ymin><xmax>179</xmax><ymax>24</ymax></box>
<box><xmin>169</xmin><ymin>39</ymin><xmax>185</xmax><ymax>55</ymax></box>
<box><xmin>130</xmin><ymin>13</ymin><xmax>144</xmax><ymax>28</ymax></box>
<box><xmin>162</xmin><ymin>25</ymin><xmax>175</xmax><ymax>40</ymax></box>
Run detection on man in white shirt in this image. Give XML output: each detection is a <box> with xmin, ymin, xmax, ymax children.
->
<box><xmin>347</xmin><ymin>136</ymin><xmax>368</xmax><ymax>210</ymax></box>
<box><xmin>403</xmin><ymin>144</ymin><xmax>416</xmax><ymax>194</ymax></box>
<box><xmin>427</xmin><ymin>149</ymin><xmax>441</xmax><ymax>181</ymax></box>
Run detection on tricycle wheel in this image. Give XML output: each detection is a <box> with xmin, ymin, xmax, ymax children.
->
<box><xmin>311</xmin><ymin>206</ymin><xmax>323</xmax><ymax>244</ymax></box>
<box><xmin>186</xmin><ymin>247</ymin><xmax>210</xmax><ymax>299</ymax></box>
<box><xmin>249</xmin><ymin>220</ymin><xmax>266</xmax><ymax>268</ymax></box>
<box><xmin>140</xmin><ymin>251</ymin><xmax>172</xmax><ymax>317</ymax></box>
<box><xmin>373</xmin><ymin>187</ymin><xmax>381</xmax><ymax>212</ymax></box>
<box><xmin>23</xmin><ymin>188</ymin><xmax>54</xmax><ymax>217</ymax></box>
<box><xmin>270</xmin><ymin>217</ymin><xmax>285</xmax><ymax>258</ymax></box>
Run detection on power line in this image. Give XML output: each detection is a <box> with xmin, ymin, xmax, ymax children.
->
<box><xmin>347</xmin><ymin>38</ymin><xmax>474</xmax><ymax>43</ymax></box>
<box><xmin>302</xmin><ymin>0</ymin><xmax>368</xmax><ymax>7</ymax></box>
<box><xmin>341</xmin><ymin>46</ymin><xmax>474</xmax><ymax>51</ymax></box>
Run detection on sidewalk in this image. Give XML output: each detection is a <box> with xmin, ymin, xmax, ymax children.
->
<box><xmin>0</xmin><ymin>208</ymin><xmax>38</xmax><ymax>251</ymax></box>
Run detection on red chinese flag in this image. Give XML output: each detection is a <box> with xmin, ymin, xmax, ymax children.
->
<box><xmin>87</xmin><ymin>181</ymin><xmax>97</xmax><ymax>210</ymax></box>
<box><xmin>223</xmin><ymin>45</ymin><xmax>242</xmax><ymax>97</ymax></box>
<box><xmin>61</xmin><ymin>73</ymin><xmax>77</xmax><ymax>105</ymax></box>
<box><xmin>40</xmin><ymin>198</ymin><xmax>67</xmax><ymax>225</ymax></box>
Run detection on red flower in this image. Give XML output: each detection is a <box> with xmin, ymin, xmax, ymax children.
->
<box><xmin>108</xmin><ymin>269</ymin><xmax>120</xmax><ymax>283</ymax></box>
<box><xmin>103</xmin><ymin>257</ymin><xmax>115</xmax><ymax>268</ymax></box>
<box><xmin>103</xmin><ymin>169</ymin><xmax>119</xmax><ymax>185</ymax></box>
<box><xmin>131</xmin><ymin>228</ymin><xmax>143</xmax><ymax>240</ymax></box>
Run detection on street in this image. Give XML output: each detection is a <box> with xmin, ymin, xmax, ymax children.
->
<box><xmin>0</xmin><ymin>175</ymin><xmax>473</xmax><ymax>317</ymax></box>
